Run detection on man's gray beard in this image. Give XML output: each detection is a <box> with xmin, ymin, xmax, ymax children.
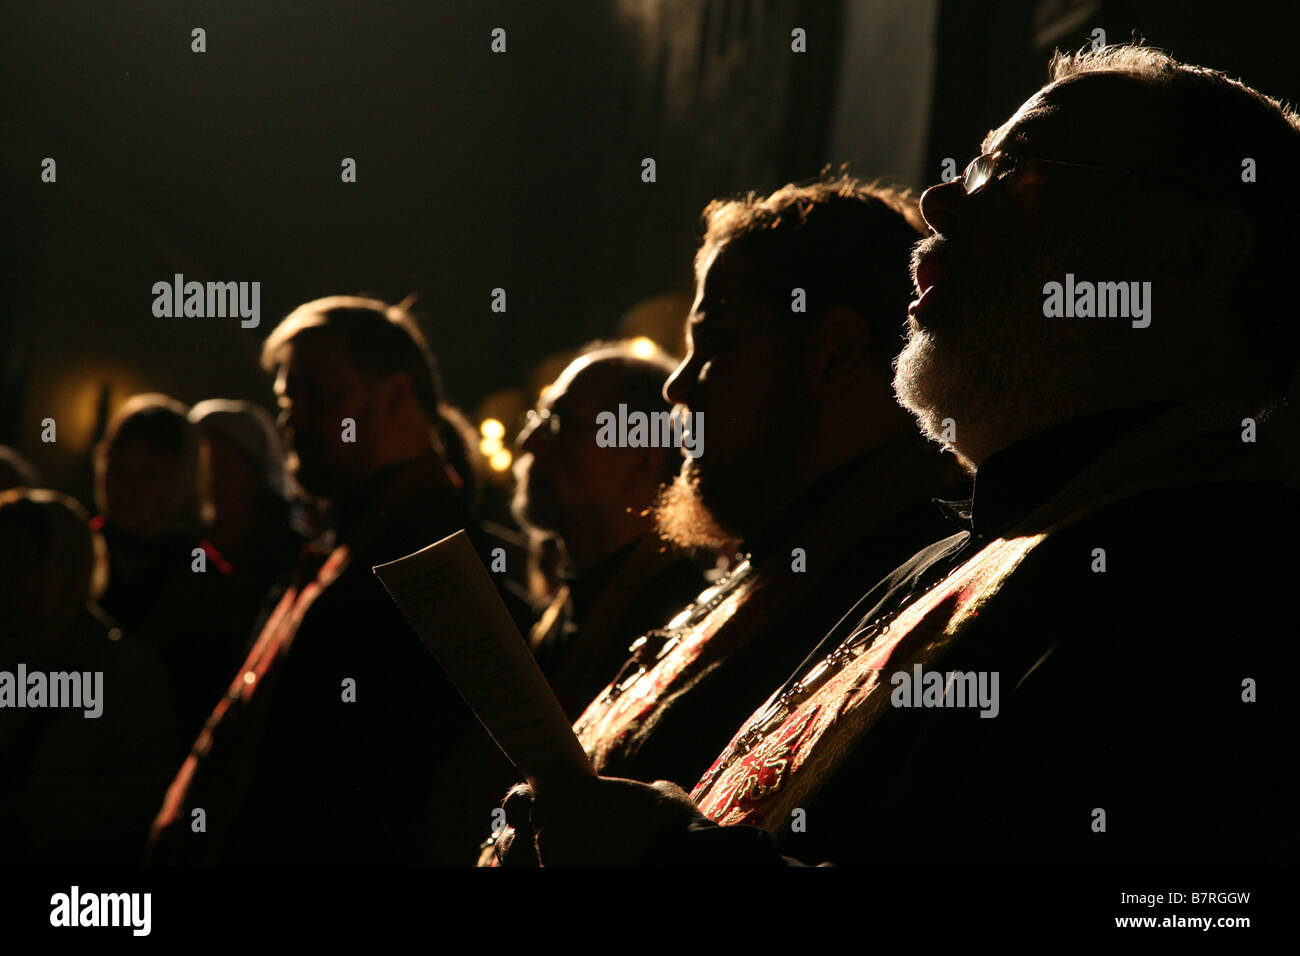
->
<box><xmin>893</xmin><ymin>320</ymin><xmax>1016</xmax><ymax>457</ymax></box>
<box><xmin>894</xmin><ymin>265</ymin><xmax>1128</xmax><ymax>463</ymax></box>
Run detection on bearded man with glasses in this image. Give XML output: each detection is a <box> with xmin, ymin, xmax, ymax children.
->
<box><xmin>496</xmin><ymin>45</ymin><xmax>1300</xmax><ymax>867</ymax></box>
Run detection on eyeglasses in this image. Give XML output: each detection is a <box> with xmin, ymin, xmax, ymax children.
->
<box><xmin>521</xmin><ymin>407</ymin><xmax>562</xmax><ymax>439</ymax></box>
<box><xmin>959</xmin><ymin>150</ymin><xmax>1164</xmax><ymax>195</ymax></box>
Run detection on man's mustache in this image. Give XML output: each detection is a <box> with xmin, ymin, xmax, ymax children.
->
<box><xmin>910</xmin><ymin>234</ymin><xmax>957</xmax><ymax>288</ymax></box>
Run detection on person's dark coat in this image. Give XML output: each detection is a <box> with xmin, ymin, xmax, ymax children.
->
<box><xmin>150</xmin><ymin>451</ymin><xmax>516</xmax><ymax>865</ymax></box>
<box><xmin>665</xmin><ymin>402</ymin><xmax>1300</xmax><ymax>865</ymax></box>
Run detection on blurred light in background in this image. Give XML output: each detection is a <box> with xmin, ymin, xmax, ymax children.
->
<box><xmin>614</xmin><ymin>294</ymin><xmax>691</xmax><ymax>357</ymax></box>
<box><xmin>42</xmin><ymin>363</ymin><xmax>152</xmax><ymax>454</ymax></box>
<box><xmin>479</xmin><ymin>415</ymin><xmax>513</xmax><ymax>473</ymax></box>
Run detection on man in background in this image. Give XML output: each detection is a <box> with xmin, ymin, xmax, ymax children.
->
<box><xmin>151</xmin><ymin>296</ymin><xmax>514</xmax><ymax>864</ymax></box>
<box><xmin>513</xmin><ymin>342</ymin><xmax>708</xmax><ymax>720</ymax></box>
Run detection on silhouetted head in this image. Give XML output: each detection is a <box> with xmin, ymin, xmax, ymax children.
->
<box><xmin>514</xmin><ymin>342</ymin><xmax>680</xmax><ymax>557</ymax></box>
<box><xmin>658</xmin><ymin>175</ymin><xmax>926</xmax><ymax>547</ymax></box>
<box><xmin>898</xmin><ymin>45</ymin><xmax>1300</xmax><ymax>465</ymax></box>
<box><xmin>0</xmin><ymin>489</ymin><xmax>107</xmax><ymax>651</ymax></box>
<box><xmin>189</xmin><ymin>399</ymin><xmax>289</xmax><ymax>552</ymax></box>
<box><xmin>95</xmin><ymin>394</ymin><xmax>209</xmax><ymax>537</ymax></box>
<box><xmin>261</xmin><ymin>296</ymin><xmax>447</xmax><ymax>499</ymax></box>
<box><xmin>435</xmin><ymin>402</ymin><xmax>483</xmax><ymax>504</ymax></box>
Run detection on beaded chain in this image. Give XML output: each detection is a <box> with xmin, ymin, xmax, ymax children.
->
<box><xmin>596</xmin><ymin>553</ymin><xmax>755</xmax><ymax>705</ymax></box>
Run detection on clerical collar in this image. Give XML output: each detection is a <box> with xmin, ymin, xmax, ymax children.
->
<box><xmin>965</xmin><ymin>402</ymin><xmax>1174</xmax><ymax>537</ymax></box>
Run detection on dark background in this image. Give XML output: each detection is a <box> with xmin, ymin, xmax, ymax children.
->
<box><xmin>3</xmin><ymin>0</ymin><xmax>1297</xmax><ymax>504</ymax></box>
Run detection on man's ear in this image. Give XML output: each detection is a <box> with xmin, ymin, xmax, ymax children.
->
<box><xmin>1156</xmin><ymin>203</ymin><xmax>1253</xmax><ymax>299</ymax></box>
<box><xmin>809</xmin><ymin>305</ymin><xmax>873</xmax><ymax>393</ymax></box>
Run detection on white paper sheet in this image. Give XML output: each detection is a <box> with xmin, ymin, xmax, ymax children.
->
<box><xmin>374</xmin><ymin>529</ymin><xmax>593</xmax><ymax>788</ymax></box>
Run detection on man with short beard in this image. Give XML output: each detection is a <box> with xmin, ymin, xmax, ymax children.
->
<box><xmin>498</xmin><ymin>46</ymin><xmax>1300</xmax><ymax>867</ymax></box>
<box><xmin>487</xmin><ymin>178</ymin><xmax>964</xmax><ymax>869</ymax></box>
<box><xmin>150</xmin><ymin>296</ymin><xmax>515</xmax><ymax>865</ymax></box>
<box><xmin>512</xmin><ymin>343</ymin><xmax>709</xmax><ymax>720</ymax></box>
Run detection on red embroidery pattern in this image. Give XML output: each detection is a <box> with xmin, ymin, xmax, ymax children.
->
<box><xmin>575</xmin><ymin>579</ymin><xmax>754</xmax><ymax>772</ymax></box>
<box><xmin>692</xmin><ymin>535</ymin><xmax>1046</xmax><ymax>832</ymax></box>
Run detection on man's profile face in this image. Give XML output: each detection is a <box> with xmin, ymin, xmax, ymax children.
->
<box><xmin>512</xmin><ymin>358</ymin><xmax>618</xmax><ymax>535</ymax></box>
<box><xmin>658</xmin><ymin>244</ymin><xmax>817</xmax><ymax>544</ymax></box>
<box><xmin>274</xmin><ymin>333</ymin><xmax>378</xmax><ymax>498</ymax></box>
<box><xmin>204</xmin><ymin>432</ymin><xmax>262</xmax><ymax>525</ymax></box>
<box><xmin>895</xmin><ymin>73</ymin><xmax>1168</xmax><ymax>460</ymax></box>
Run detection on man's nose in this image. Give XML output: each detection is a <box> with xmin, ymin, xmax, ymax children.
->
<box><xmin>663</xmin><ymin>357</ymin><xmax>693</xmax><ymax>407</ymax></box>
<box><xmin>517</xmin><ymin>418</ymin><xmax>545</xmax><ymax>455</ymax></box>
<box><xmin>919</xmin><ymin>178</ymin><xmax>967</xmax><ymax>237</ymax></box>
